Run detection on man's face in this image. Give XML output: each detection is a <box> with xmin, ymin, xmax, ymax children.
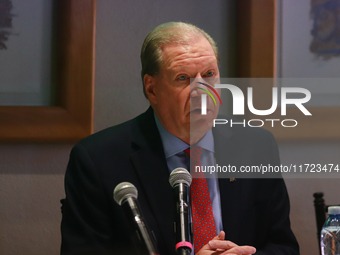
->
<box><xmin>144</xmin><ymin>35</ymin><xmax>220</xmax><ymax>144</ymax></box>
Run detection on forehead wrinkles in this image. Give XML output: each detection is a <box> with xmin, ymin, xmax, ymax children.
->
<box><xmin>170</xmin><ymin>55</ymin><xmax>216</xmax><ymax>70</ymax></box>
<box><xmin>161</xmin><ymin>42</ymin><xmax>216</xmax><ymax>71</ymax></box>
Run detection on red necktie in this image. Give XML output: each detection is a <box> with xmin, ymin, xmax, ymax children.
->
<box><xmin>185</xmin><ymin>147</ymin><xmax>217</xmax><ymax>253</ymax></box>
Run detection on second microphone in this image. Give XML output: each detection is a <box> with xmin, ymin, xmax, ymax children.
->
<box><xmin>169</xmin><ymin>167</ymin><xmax>193</xmax><ymax>255</ymax></box>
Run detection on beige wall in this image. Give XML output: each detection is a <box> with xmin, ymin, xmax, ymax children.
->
<box><xmin>280</xmin><ymin>142</ymin><xmax>340</xmax><ymax>255</ymax></box>
<box><xmin>0</xmin><ymin>144</ymin><xmax>71</xmax><ymax>254</ymax></box>
<box><xmin>278</xmin><ymin>1</ymin><xmax>340</xmax><ymax>254</ymax></box>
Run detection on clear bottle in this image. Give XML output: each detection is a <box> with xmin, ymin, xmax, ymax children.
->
<box><xmin>321</xmin><ymin>206</ymin><xmax>340</xmax><ymax>255</ymax></box>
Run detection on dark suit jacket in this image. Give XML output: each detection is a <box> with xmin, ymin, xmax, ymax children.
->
<box><xmin>61</xmin><ymin>107</ymin><xmax>299</xmax><ymax>255</ymax></box>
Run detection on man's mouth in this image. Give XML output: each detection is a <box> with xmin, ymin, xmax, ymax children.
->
<box><xmin>190</xmin><ymin>108</ymin><xmax>213</xmax><ymax>114</ymax></box>
<box><xmin>191</xmin><ymin>108</ymin><xmax>201</xmax><ymax>113</ymax></box>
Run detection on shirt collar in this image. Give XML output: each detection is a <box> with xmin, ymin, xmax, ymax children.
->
<box><xmin>196</xmin><ymin>128</ymin><xmax>215</xmax><ymax>153</ymax></box>
<box><xmin>154</xmin><ymin>114</ymin><xmax>214</xmax><ymax>158</ymax></box>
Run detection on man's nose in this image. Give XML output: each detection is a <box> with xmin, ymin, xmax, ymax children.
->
<box><xmin>190</xmin><ymin>74</ymin><xmax>205</xmax><ymax>97</ymax></box>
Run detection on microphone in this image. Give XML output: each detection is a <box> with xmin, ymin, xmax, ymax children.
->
<box><xmin>114</xmin><ymin>182</ymin><xmax>159</xmax><ymax>255</ymax></box>
<box><xmin>169</xmin><ymin>168</ymin><xmax>193</xmax><ymax>255</ymax></box>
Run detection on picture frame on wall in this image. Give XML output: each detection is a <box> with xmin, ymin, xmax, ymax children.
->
<box><xmin>0</xmin><ymin>0</ymin><xmax>96</xmax><ymax>142</ymax></box>
<box><xmin>236</xmin><ymin>0</ymin><xmax>340</xmax><ymax>140</ymax></box>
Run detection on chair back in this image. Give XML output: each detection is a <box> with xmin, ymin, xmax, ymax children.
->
<box><xmin>313</xmin><ymin>192</ymin><xmax>326</xmax><ymax>255</ymax></box>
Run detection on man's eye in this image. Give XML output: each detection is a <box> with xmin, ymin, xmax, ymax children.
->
<box><xmin>206</xmin><ymin>71</ymin><xmax>214</xmax><ymax>77</ymax></box>
<box><xmin>178</xmin><ymin>75</ymin><xmax>188</xmax><ymax>80</ymax></box>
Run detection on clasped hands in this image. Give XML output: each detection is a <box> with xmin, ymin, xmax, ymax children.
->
<box><xmin>197</xmin><ymin>231</ymin><xmax>256</xmax><ymax>255</ymax></box>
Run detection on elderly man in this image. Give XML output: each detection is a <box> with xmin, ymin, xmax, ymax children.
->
<box><xmin>61</xmin><ymin>22</ymin><xmax>299</xmax><ymax>255</ymax></box>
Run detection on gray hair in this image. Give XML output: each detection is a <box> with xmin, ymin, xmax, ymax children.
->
<box><xmin>140</xmin><ymin>22</ymin><xmax>219</xmax><ymax>98</ymax></box>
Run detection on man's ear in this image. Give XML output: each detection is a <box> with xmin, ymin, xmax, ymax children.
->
<box><xmin>144</xmin><ymin>74</ymin><xmax>157</xmax><ymax>105</ymax></box>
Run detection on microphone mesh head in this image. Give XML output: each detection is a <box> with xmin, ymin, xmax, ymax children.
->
<box><xmin>169</xmin><ymin>167</ymin><xmax>192</xmax><ymax>187</ymax></box>
<box><xmin>113</xmin><ymin>182</ymin><xmax>138</xmax><ymax>205</ymax></box>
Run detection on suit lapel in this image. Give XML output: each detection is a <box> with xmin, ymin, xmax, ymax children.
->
<box><xmin>130</xmin><ymin>108</ymin><xmax>175</xmax><ymax>254</ymax></box>
<box><xmin>213</xmin><ymin>124</ymin><xmax>243</xmax><ymax>244</ymax></box>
